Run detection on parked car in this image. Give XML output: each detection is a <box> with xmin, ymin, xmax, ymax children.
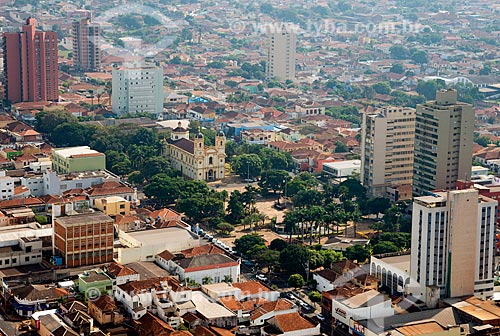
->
<box><xmin>256</xmin><ymin>274</ymin><xmax>267</xmax><ymax>282</ymax></box>
<box><xmin>316</xmin><ymin>313</ymin><xmax>325</xmax><ymax>322</ymax></box>
<box><xmin>242</xmin><ymin>260</ymin><xmax>255</xmax><ymax>267</ymax></box>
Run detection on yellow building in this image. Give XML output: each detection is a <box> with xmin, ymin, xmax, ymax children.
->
<box><xmin>94</xmin><ymin>196</ymin><xmax>130</xmax><ymax>216</ymax></box>
<box><xmin>164</xmin><ymin>122</ymin><xmax>226</xmax><ymax>181</ymax></box>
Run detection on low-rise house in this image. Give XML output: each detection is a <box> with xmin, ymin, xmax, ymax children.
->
<box><xmin>104</xmin><ymin>261</ymin><xmax>140</xmax><ymax>285</ymax></box>
<box><xmin>115</xmin><ymin>276</ymin><xmax>191</xmax><ymax>326</ymax></box>
<box><xmin>262</xmin><ymin>312</ymin><xmax>320</xmax><ymax>336</ymax></box>
<box><xmin>78</xmin><ymin>270</ymin><xmax>113</xmax><ymax>299</ymax></box>
<box><xmin>191</xmin><ymin>291</ymin><xmax>237</xmax><ymax>328</ymax></box>
<box><xmin>0</xmin><ymin>237</ymin><xmax>43</xmax><ymax>269</ymax></box>
<box><xmin>9</xmin><ymin>284</ymin><xmax>70</xmax><ymax>317</ymax></box>
<box><xmin>156</xmin><ymin>249</ymin><xmax>240</xmax><ymax>285</ymax></box>
<box><xmin>94</xmin><ymin>196</ymin><xmax>130</xmax><ymax>216</ymax></box>
<box><xmin>32</xmin><ymin>311</ymin><xmax>79</xmax><ymax>336</ymax></box>
<box><xmin>250</xmin><ymin>299</ymin><xmax>297</xmax><ymax>326</ymax></box>
<box><xmin>134</xmin><ymin>312</ymin><xmax>192</xmax><ymax>336</ymax></box>
<box><xmin>89</xmin><ymin>295</ymin><xmax>125</xmax><ymax>325</ymax></box>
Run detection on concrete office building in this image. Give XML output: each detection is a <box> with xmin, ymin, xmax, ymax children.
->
<box><xmin>53</xmin><ymin>205</ymin><xmax>114</xmax><ymax>268</ymax></box>
<box><xmin>265</xmin><ymin>26</ymin><xmax>296</xmax><ymax>81</ymax></box>
<box><xmin>72</xmin><ymin>17</ymin><xmax>101</xmax><ymax>72</ymax></box>
<box><xmin>3</xmin><ymin>18</ymin><xmax>58</xmax><ymax>103</ymax></box>
<box><xmin>112</xmin><ymin>65</ymin><xmax>163</xmax><ymax>116</ymax></box>
<box><xmin>410</xmin><ymin>189</ymin><xmax>497</xmax><ymax>299</ymax></box>
<box><xmin>52</xmin><ymin>146</ymin><xmax>105</xmax><ymax>174</ymax></box>
<box><xmin>361</xmin><ymin>106</ymin><xmax>415</xmax><ymax>200</ymax></box>
<box><xmin>413</xmin><ymin>89</ymin><xmax>474</xmax><ymax>196</ymax></box>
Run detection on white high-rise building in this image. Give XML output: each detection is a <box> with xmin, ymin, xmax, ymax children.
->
<box><xmin>265</xmin><ymin>27</ymin><xmax>296</xmax><ymax>82</ymax></box>
<box><xmin>410</xmin><ymin>189</ymin><xmax>497</xmax><ymax>299</ymax></box>
<box><xmin>112</xmin><ymin>65</ymin><xmax>164</xmax><ymax>116</ymax></box>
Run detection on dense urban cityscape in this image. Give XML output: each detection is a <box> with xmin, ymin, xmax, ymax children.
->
<box><xmin>0</xmin><ymin>0</ymin><xmax>499</xmax><ymax>335</ymax></box>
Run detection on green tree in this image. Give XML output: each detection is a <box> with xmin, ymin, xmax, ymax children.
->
<box><xmin>367</xmin><ymin>197</ymin><xmax>391</xmax><ymax>218</ymax></box>
<box><xmin>308</xmin><ymin>291</ymin><xmax>322</xmax><ymax>306</ymax></box>
<box><xmin>127</xmin><ymin>171</ymin><xmax>143</xmax><ymax>185</ymax></box>
<box><xmin>280</xmin><ymin>244</ymin><xmax>310</xmax><ymax>274</ymax></box>
<box><xmin>217</xmin><ymin>222</ymin><xmax>235</xmax><ymax>236</ymax></box>
<box><xmin>345</xmin><ymin>244</ymin><xmax>370</xmax><ymax>262</ymax></box>
<box><xmin>226</xmin><ymin>190</ymin><xmax>246</xmax><ymax>224</ymax></box>
<box><xmin>389</xmin><ymin>45</ymin><xmax>409</xmax><ymax>59</ymax></box>
<box><xmin>234</xmin><ymin>233</ymin><xmax>266</xmax><ymax>257</ymax></box>
<box><xmin>141</xmin><ymin>157</ymin><xmax>177</xmax><ymax>180</ymax></box>
<box><xmin>390</xmin><ymin>63</ymin><xmax>404</xmax><ymax>74</ymax></box>
<box><xmin>259</xmin><ymin>170</ymin><xmax>290</xmax><ymax>194</ymax></box>
<box><xmin>269</xmin><ymin>238</ymin><xmax>288</xmax><ymax>251</ymax></box>
<box><xmin>177</xmin><ymin>193</ymin><xmax>225</xmax><ymax>226</ymax></box>
<box><xmin>411</xmin><ymin>50</ymin><xmax>428</xmax><ymax>64</ymax></box>
<box><xmin>232</xmin><ymin>154</ymin><xmax>263</xmax><ymax>179</ymax></box>
<box><xmin>292</xmin><ymin>189</ymin><xmax>323</xmax><ymax>208</ymax></box>
<box><xmin>144</xmin><ymin>175</ymin><xmax>184</xmax><ymax>204</ymax></box>
<box><xmin>35</xmin><ymin>110</ymin><xmax>78</xmax><ymax>134</ymax></box>
<box><xmin>35</xmin><ymin>215</ymin><xmax>48</xmax><ymax>225</ymax></box>
<box><xmin>372</xmin><ymin>241</ymin><xmax>399</xmax><ymax>255</ymax></box>
<box><xmin>288</xmin><ymin>273</ymin><xmax>305</xmax><ymax>288</ymax></box>
<box><xmin>372</xmin><ymin>82</ymin><xmax>391</xmax><ymax>95</ymax></box>
<box><xmin>334</xmin><ymin>141</ymin><xmax>348</xmax><ymax>153</ymax></box>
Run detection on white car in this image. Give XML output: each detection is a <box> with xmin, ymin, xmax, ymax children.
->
<box><xmin>256</xmin><ymin>274</ymin><xmax>267</xmax><ymax>282</ymax></box>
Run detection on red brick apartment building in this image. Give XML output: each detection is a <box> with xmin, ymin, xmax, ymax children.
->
<box><xmin>53</xmin><ymin>211</ymin><xmax>114</xmax><ymax>267</ymax></box>
<box><xmin>3</xmin><ymin>18</ymin><xmax>58</xmax><ymax>103</ymax></box>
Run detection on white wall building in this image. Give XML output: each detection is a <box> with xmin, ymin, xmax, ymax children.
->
<box><xmin>0</xmin><ymin>171</ymin><xmax>15</xmax><ymax>200</ymax></box>
<box><xmin>410</xmin><ymin>189</ymin><xmax>497</xmax><ymax>299</ymax></box>
<box><xmin>331</xmin><ymin>290</ymin><xmax>394</xmax><ymax>329</ymax></box>
<box><xmin>322</xmin><ymin>160</ymin><xmax>361</xmax><ymax>179</ymax></box>
<box><xmin>266</xmin><ymin>26</ymin><xmax>296</xmax><ymax>82</ymax></box>
<box><xmin>112</xmin><ymin>65</ymin><xmax>164</xmax><ymax>116</ymax></box>
<box><xmin>156</xmin><ymin>252</ymin><xmax>240</xmax><ymax>285</ymax></box>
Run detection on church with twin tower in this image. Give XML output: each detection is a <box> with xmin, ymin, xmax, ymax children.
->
<box><xmin>164</xmin><ymin>122</ymin><xmax>226</xmax><ymax>181</ymax></box>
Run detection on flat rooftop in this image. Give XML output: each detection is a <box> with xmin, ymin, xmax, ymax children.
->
<box><xmin>53</xmin><ymin>146</ymin><xmax>103</xmax><ymax>158</ymax></box>
<box><xmin>55</xmin><ymin>212</ymin><xmax>113</xmax><ymax>226</ymax></box>
<box><xmin>323</xmin><ymin>160</ymin><xmax>361</xmax><ymax>169</ymax></box>
<box><xmin>127</xmin><ymin>227</ymin><xmax>198</xmax><ymax>247</ymax></box>
<box><xmin>125</xmin><ymin>261</ymin><xmax>171</xmax><ymax>280</ymax></box>
<box><xmin>373</xmin><ymin>254</ymin><xmax>410</xmax><ymax>273</ymax></box>
<box><xmin>191</xmin><ymin>291</ymin><xmax>236</xmax><ymax>319</ymax></box>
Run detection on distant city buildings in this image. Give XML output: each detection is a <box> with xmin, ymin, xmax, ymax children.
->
<box><xmin>111</xmin><ymin>65</ymin><xmax>164</xmax><ymax>116</ymax></box>
<box><xmin>410</xmin><ymin>189</ymin><xmax>496</xmax><ymax>299</ymax></box>
<box><xmin>2</xmin><ymin>18</ymin><xmax>58</xmax><ymax>103</ymax></box>
<box><xmin>413</xmin><ymin>89</ymin><xmax>474</xmax><ymax>196</ymax></box>
<box><xmin>361</xmin><ymin>106</ymin><xmax>415</xmax><ymax>201</ymax></box>
<box><xmin>72</xmin><ymin>17</ymin><xmax>101</xmax><ymax>72</ymax></box>
<box><xmin>266</xmin><ymin>27</ymin><xmax>296</xmax><ymax>82</ymax></box>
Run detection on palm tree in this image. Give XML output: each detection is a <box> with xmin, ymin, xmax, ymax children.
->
<box><xmin>223</xmin><ymin>275</ymin><xmax>233</xmax><ymax>284</ymax></box>
<box><xmin>202</xmin><ymin>276</ymin><xmax>213</xmax><ymax>285</ymax></box>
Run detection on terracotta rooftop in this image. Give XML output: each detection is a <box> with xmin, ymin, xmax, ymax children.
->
<box><xmin>250</xmin><ymin>299</ymin><xmax>295</xmax><ymax>321</ymax></box>
<box><xmin>232</xmin><ymin>281</ymin><xmax>270</xmax><ymax>295</ymax></box>
<box><xmin>272</xmin><ymin>312</ymin><xmax>317</xmax><ymax>332</ymax></box>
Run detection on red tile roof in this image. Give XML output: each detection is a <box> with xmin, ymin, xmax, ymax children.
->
<box><xmin>272</xmin><ymin>312</ymin><xmax>317</xmax><ymax>332</ymax></box>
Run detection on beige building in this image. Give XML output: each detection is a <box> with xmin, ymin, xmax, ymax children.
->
<box><xmin>361</xmin><ymin>106</ymin><xmax>415</xmax><ymax>200</ymax></box>
<box><xmin>294</xmin><ymin>101</ymin><xmax>325</xmax><ymax>117</ymax></box>
<box><xmin>72</xmin><ymin>17</ymin><xmax>101</xmax><ymax>72</ymax></box>
<box><xmin>94</xmin><ymin>196</ymin><xmax>130</xmax><ymax>216</ymax></box>
<box><xmin>266</xmin><ymin>27</ymin><xmax>296</xmax><ymax>81</ymax></box>
<box><xmin>410</xmin><ymin>189</ymin><xmax>497</xmax><ymax>299</ymax></box>
<box><xmin>413</xmin><ymin>89</ymin><xmax>474</xmax><ymax>196</ymax></box>
<box><xmin>164</xmin><ymin>123</ymin><xmax>226</xmax><ymax>181</ymax></box>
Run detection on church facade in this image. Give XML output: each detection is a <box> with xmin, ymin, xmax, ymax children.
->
<box><xmin>164</xmin><ymin>123</ymin><xmax>226</xmax><ymax>181</ymax></box>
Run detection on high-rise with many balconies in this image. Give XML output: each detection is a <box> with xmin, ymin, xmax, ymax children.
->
<box><xmin>266</xmin><ymin>27</ymin><xmax>296</xmax><ymax>82</ymax></box>
<box><xmin>361</xmin><ymin>106</ymin><xmax>415</xmax><ymax>201</ymax></box>
<box><xmin>72</xmin><ymin>17</ymin><xmax>101</xmax><ymax>72</ymax></box>
<box><xmin>2</xmin><ymin>18</ymin><xmax>58</xmax><ymax>103</ymax></box>
<box><xmin>413</xmin><ymin>89</ymin><xmax>474</xmax><ymax>196</ymax></box>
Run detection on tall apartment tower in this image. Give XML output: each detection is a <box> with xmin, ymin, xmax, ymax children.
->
<box><xmin>361</xmin><ymin>106</ymin><xmax>415</xmax><ymax>201</ymax></box>
<box><xmin>111</xmin><ymin>65</ymin><xmax>164</xmax><ymax>116</ymax></box>
<box><xmin>265</xmin><ymin>27</ymin><xmax>296</xmax><ymax>82</ymax></box>
<box><xmin>413</xmin><ymin>89</ymin><xmax>474</xmax><ymax>196</ymax></box>
<box><xmin>2</xmin><ymin>17</ymin><xmax>58</xmax><ymax>103</ymax></box>
<box><xmin>72</xmin><ymin>17</ymin><xmax>101</xmax><ymax>72</ymax></box>
<box><xmin>53</xmin><ymin>203</ymin><xmax>114</xmax><ymax>267</ymax></box>
<box><xmin>410</xmin><ymin>189</ymin><xmax>497</xmax><ymax>299</ymax></box>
